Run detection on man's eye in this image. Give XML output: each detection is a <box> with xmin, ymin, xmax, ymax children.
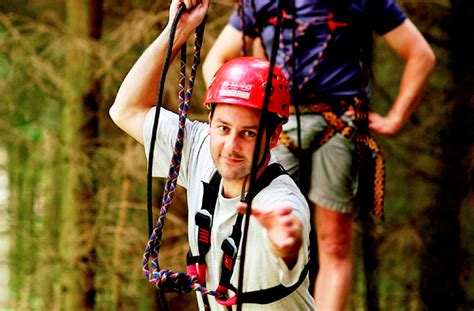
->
<box><xmin>217</xmin><ymin>125</ymin><xmax>228</xmax><ymax>132</ymax></box>
<box><xmin>243</xmin><ymin>130</ymin><xmax>257</xmax><ymax>138</ymax></box>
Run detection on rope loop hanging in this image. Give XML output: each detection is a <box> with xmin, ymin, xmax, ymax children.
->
<box><xmin>141</xmin><ymin>1</ymin><xmax>213</xmax><ymax>303</ymax></box>
<box><xmin>143</xmin><ymin>14</ymin><xmax>208</xmax><ymax>284</ymax></box>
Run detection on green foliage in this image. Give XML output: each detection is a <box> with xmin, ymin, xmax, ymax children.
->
<box><xmin>1</xmin><ymin>0</ymin><xmax>472</xmax><ymax>310</ymax></box>
<box><xmin>0</xmin><ymin>0</ymin><xmax>237</xmax><ymax>309</ymax></box>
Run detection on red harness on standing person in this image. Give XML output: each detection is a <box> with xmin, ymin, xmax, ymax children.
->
<box><xmin>186</xmin><ymin>163</ymin><xmax>311</xmax><ymax>307</ymax></box>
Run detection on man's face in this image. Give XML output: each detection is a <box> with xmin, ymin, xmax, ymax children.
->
<box><xmin>209</xmin><ymin>103</ymin><xmax>279</xmax><ymax>185</ymax></box>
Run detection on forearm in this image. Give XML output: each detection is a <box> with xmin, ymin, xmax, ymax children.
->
<box><xmin>110</xmin><ymin>27</ymin><xmax>176</xmax><ymax>110</ymax></box>
<box><xmin>202</xmin><ymin>50</ymin><xmax>226</xmax><ymax>86</ymax></box>
<box><xmin>387</xmin><ymin>47</ymin><xmax>436</xmax><ymax>129</ymax></box>
<box><xmin>109</xmin><ymin>27</ymin><xmax>185</xmax><ymax>143</ymax></box>
<box><xmin>382</xmin><ymin>19</ymin><xmax>436</xmax><ymax>131</ymax></box>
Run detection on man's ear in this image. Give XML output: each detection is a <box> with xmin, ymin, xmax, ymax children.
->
<box><xmin>269</xmin><ymin>123</ymin><xmax>283</xmax><ymax>149</ymax></box>
<box><xmin>208</xmin><ymin>111</ymin><xmax>213</xmax><ymax>134</ymax></box>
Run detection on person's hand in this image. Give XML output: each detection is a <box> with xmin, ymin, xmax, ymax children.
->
<box><xmin>344</xmin><ymin>108</ymin><xmax>402</xmax><ymax>137</ymax></box>
<box><xmin>236</xmin><ymin>202</ymin><xmax>302</xmax><ymax>259</ymax></box>
<box><xmin>367</xmin><ymin>112</ymin><xmax>402</xmax><ymax>136</ymax></box>
<box><xmin>168</xmin><ymin>0</ymin><xmax>209</xmax><ymax>34</ymax></box>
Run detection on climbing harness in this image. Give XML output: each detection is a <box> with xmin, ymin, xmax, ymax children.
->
<box><xmin>188</xmin><ymin>163</ymin><xmax>310</xmax><ymax>308</ymax></box>
<box><xmin>279</xmin><ymin>97</ymin><xmax>386</xmax><ymax>220</ymax></box>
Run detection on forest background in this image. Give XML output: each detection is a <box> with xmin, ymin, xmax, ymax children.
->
<box><xmin>0</xmin><ymin>0</ymin><xmax>472</xmax><ymax>310</ymax></box>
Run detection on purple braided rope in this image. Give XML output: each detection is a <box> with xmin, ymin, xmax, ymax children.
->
<box><xmin>143</xmin><ymin>73</ymin><xmax>186</xmax><ymax>281</ymax></box>
<box><xmin>186</xmin><ymin>25</ymin><xmax>204</xmax><ymax>105</ymax></box>
<box><xmin>178</xmin><ymin>46</ymin><xmax>187</xmax><ymax>116</ymax></box>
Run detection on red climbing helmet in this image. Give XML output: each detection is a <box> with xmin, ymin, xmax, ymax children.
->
<box><xmin>204</xmin><ymin>57</ymin><xmax>290</xmax><ymax>123</ymax></box>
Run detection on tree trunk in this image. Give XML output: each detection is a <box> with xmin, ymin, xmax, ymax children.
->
<box><xmin>418</xmin><ymin>0</ymin><xmax>472</xmax><ymax>309</ymax></box>
<box><xmin>7</xmin><ymin>144</ymin><xmax>40</xmax><ymax>307</ymax></box>
<box><xmin>111</xmin><ymin>177</ymin><xmax>131</xmax><ymax>309</ymax></box>
<box><xmin>42</xmin><ymin>136</ymin><xmax>62</xmax><ymax>310</ymax></box>
<box><xmin>58</xmin><ymin>0</ymin><xmax>103</xmax><ymax>309</ymax></box>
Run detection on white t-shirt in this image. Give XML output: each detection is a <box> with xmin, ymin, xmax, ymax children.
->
<box><xmin>143</xmin><ymin>107</ymin><xmax>315</xmax><ymax>310</ymax></box>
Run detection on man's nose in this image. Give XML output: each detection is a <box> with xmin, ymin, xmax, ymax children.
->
<box><xmin>224</xmin><ymin>132</ymin><xmax>241</xmax><ymax>152</ymax></box>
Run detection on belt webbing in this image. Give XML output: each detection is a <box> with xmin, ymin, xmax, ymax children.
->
<box><xmin>279</xmin><ymin>97</ymin><xmax>386</xmax><ymax>220</ymax></box>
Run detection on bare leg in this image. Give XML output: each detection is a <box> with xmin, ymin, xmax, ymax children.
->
<box><xmin>314</xmin><ymin>203</ymin><xmax>355</xmax><ymax>310</ymax></box>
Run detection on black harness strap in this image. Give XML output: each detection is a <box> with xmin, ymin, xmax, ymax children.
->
<box><xmin>192</xmin><ymin>163</ymin><xmax>286</xmax><ymax>268</ymax></box>
<box><xmin>190</xmin><ymin>172</ymin><xmax>221</xmax><ymax>309</ymax></box>
<box><xmin>240</xmin><ymin>263</ymin><xmax>310</xmax><ymax>304</ymax></box>
<box><xmin>196</xmin><ymin>172</ymin><xmax>222</xmax><ymax>267</ymax></box>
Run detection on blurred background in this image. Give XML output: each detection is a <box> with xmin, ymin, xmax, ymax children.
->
<box><xmin>0</xmin><ymin>0</ymin><xmax>472</xmax><ymax>310</ymax></box>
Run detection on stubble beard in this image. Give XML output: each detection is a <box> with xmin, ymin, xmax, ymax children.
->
<box><xmin>214</xmin><ymin>153</ymin><xmax>250</xmax><ymax>182</ymax></box>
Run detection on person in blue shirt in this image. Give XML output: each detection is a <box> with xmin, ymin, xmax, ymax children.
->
<box><xmin>203</xmin><ymin>0</ymin><xmax>435</xmax><ymax>309</ymax></box>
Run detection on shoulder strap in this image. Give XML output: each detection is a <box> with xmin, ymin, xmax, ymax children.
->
<box><xmin>186</xmin><ymin>171</ymin><xmax>221</xmax><ymax>283</ymax></box>
<box><xmin>196</xmin><ymin>172</ymin><xmax>220</xmax><ymax>253</ymax></box>
<box><xmin>245</xmin><ymin>163</ymin><xmax>287</xmax><ymax>203</ymax></box>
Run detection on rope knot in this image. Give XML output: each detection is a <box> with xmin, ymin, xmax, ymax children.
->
<box><xmin>153</xmin><ymin>269</ymin><xmax>198</xmax><ymax>294</ymax></box>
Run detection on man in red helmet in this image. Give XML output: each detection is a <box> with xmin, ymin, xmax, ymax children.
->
<box><xmin>109</xmin><ymin>0</ymin><xmax>314</xmax><ymax>309</ymax></box>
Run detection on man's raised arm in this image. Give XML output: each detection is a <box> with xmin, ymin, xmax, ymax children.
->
<box><xmin>109</xmin><ymin>0</ymin><xmax>209</xmax><ymax>144</ymax></box>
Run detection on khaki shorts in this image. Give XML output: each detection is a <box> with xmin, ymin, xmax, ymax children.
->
<box><xmin>272</xmin><ymin>114</ymin><xmax>359</xmax><ymax>213</ymax></box>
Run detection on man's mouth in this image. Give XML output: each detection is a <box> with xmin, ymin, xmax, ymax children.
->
<box><xmin>222</xmin><ymin>155</ymin><xmax>244</xmax><ymax>164</ymax></box>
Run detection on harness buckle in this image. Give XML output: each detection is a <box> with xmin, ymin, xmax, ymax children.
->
<box><xmin>195</xmin><ymin>209</ymin><xmax>213</xmax><ymax>228</ymax></box>
<box><xmin>221</xmin><ymin>237</ymin><xmax>238</xmax><ymax>259</ymax></box>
